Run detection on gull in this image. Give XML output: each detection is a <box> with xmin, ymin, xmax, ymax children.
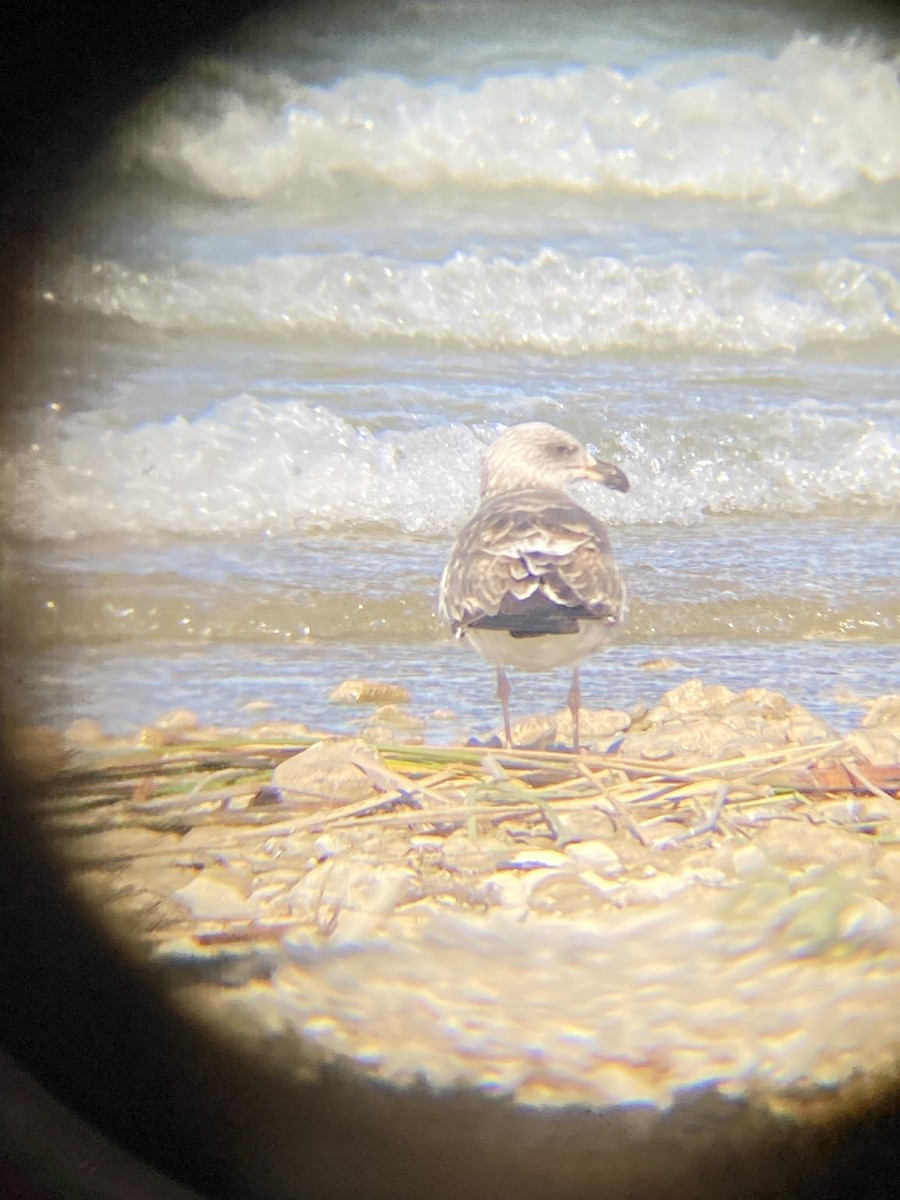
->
<box><xmin>438</xmin><ymin>422</ymin><xmax>629</xmax><ymax>751</ymax></box>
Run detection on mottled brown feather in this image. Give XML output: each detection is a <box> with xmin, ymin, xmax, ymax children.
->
<box><xmin>439</xmin><ymin>488</ymin><xmax>625</xmax><ymax>640</ymax></box>
<box><xmin>438</xmin><ymin>422</ymin><xmax>628</xmax><ymax>746</ymax></box>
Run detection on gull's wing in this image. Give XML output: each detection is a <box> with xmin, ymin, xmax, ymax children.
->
<box><xmin>439</xmin><ymin>489</ymin><xmax>624</xmax><ymax>639</ymax></box>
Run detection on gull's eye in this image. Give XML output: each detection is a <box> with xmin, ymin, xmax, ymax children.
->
<box><xmin>552</xmin><ymin>441</ymin><xmax>577</xmax><ymax>458</ymax></box>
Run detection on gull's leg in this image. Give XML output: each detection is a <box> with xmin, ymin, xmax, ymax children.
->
<box><xmin>497</xmin><ymin>666</ymin><xmax>513</xmax><ymax>748</ymax></box>
<box><xmin>567</xmin><ymin>667</ymin><xmax>582</xmax><ymax>753</ymax></box>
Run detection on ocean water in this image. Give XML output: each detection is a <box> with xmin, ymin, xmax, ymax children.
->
<box><xmin>5</xmin><ymin>0</ymin><xmax>899</xmax><ymax>739</ymax></box>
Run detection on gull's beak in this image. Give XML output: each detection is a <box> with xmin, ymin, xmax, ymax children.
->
<box><xmin>581</xmin><ymin>457</ymin><xmax>630</xmax><ymax>493</ymax></box>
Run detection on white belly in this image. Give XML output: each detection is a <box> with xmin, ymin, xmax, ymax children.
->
<box><xmin>465</xmin><ymin>622</ymin><xmax>617</xmax><ymax>672</ymax></box>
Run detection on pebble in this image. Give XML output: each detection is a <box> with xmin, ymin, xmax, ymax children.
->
<box><xmin>329</xmin><ymin>679</ymin><xmax>411</xmax><ymax>705</ymax></box>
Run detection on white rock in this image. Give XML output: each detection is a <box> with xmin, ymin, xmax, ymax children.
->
<box><xmin>173</xmin><ymin>875</ymin><xmax>260</xmax><ymax>920</ymax></box>
<box><xmin>626</xmin><ymin>874</ymin><xmax>688</xmax><ymax>903</ymax></box>
<box><xmin>153</xmin><ymin>708</ymin><xmax>199</xmax><ymax>731</ymax></box>
<box><xmin>837</xmin><ymin>894</ymin><xmax>894</xmax><ymax>942</ymax></box>
<box><xmin>862</xmin><ymin>695</ymin><xmax>900</xmax><ymax>728</ymax></box>
<box><xmin>273</xmin><ymin>738</ymin><xmax>380</xmax><ymax>804</ymax></box>
<box><xmin>565</xmin><ymin>840</ymin><xmax>623</xmax><ymax>876</ymax></box>
<box><xmin>732</xmin><ymin>844</ymin><xmax>771</xmax><ymax>877</ymax></box>
<box><xmin>501</xmin><ymin>849</ymin><xmax>569</xmax><ymax>869</ymax></box>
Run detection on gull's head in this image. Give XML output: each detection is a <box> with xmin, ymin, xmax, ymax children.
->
<box><xmin>480</xmin><ymin>421</ymin><xmax>630</xmax><ymax>499</ymax></box>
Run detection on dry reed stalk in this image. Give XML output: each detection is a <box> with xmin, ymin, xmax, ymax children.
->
<box><xmin>39</xmin><ymin>726</ymin><xmax>899</xmax><ymax>856</ymax></box>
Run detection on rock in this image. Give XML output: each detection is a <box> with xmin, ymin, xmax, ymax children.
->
<box><xmin>313</xmin><ymin>831</ymin><xmax>353</xmax><ymax>861</ymax></box>
<box><xmin>440</xmin><ymin>829</ymin><xmax>517</xmax><ymax>875</ymax></box>
<box><xmin>731</xmin><ymin>844</ymin><xmax>771</xmax><ymax>877</ymax></box>
<box><xmin>506</xmin><ymin>713</ymin><xmax>557</xmax><ymax>749</ymax></box>
<box><xmin>737</xmin><ymin>688</ymin><xmax>794</xmax><ymax>717</ymax></box>
<box><xmin>249</xmin><ymin>720</ymin><xmax>310</xmax><ymax>739</ymax></box>
<box><xmin>138</xmin><ymin>727</ymin><xmax>172</xmax><ymax>748</ymax></box>
<box><xmin>862</xmin><ymin>695</ymin><xmax>900</xmax><ymax>728</ymax></box>
<box><xmin>272</xmin><ymin>738</ymin><xmax>381</xmax><ymax>805</ymax></box>
<box><xmin>618</xmin><ymin>721</ymin><xmax>723</xmax><ymax>762</ymax></box>
<box><xmin>527</xmin><ymin>870</ymin><xmax>617</xmax><ymax>916</ymax></box>
<box><xmin>838</xmin><ymin>729</ymin><xmax>900</xmax><ymax>766</ymax></box>
<box><xmin>288</xmin><ymin>859</ymin><xmax>414</xmax><ymax>938</ymax></box>
<box><xmin>623</xmin><ymin>873</ymin><xmax>689</xmax><ymax>903</ymax></box>
<box><xmin>507</xmin><ymin>708</ymin><xmax>630</xmax><ymax>751</ymax></box>
<box><xmin>840</xmin><ymin>695</ymin><xmax>900</xmax><ymax>766</ymax></box>
<box><xmin>876</xmin><ymin>849</ymin><xmax>900</xmax><ymax>885</ymax></box>
<box><xmin>173</xmin><ymin>874</ymin><xmax>261</xmax><ymax>920</ymax></box>
<box><xmin>618</xmin><ymin>680</ymin><xmax>834</xmax><ymax>764</ymax></box>
<box><xmin>689</xmin><ymin>867</ymin><xmax>728</xmax><ymax>887</ymax></box>
<box><xmin>769</xmin><ymin>880</ymin><xmax>893</xmax><ymax>958</ymax></box>
<box><xmin>153</xmin><ymin>708</ymin><xmax>200</xmax><ymax>732</ymax></box>
<box><xmin>555</xmin><ymin>708</ymin><xmax>631</xmax><ymax>749</ymax></box>
<box><xmin>499</xmin><ymin>849</ymin><xmax>569</xmax><ymax>870</ymax></box>
<box><xmin>565</xmin><ymin>840</ymin><xmax>623</xmax><ymax>876</ymax></box>
<box><xmin>123</xmin><ymin>862</ymin><xmax>201</xmax><ymax>898</ymax></box>
<box><xmin>483</xmin><ymin>869</ymin><xmax>556</xmax><ymax>914</ymax></box>
<box><xmin>628</xmin><ymin>702</ymin><xmax>650</xmax><ymax>726</ymax></box>
<box><xmin>651</xmin><ymin>679</ymin><xmax>738</xmax><ymax>717</ymax></box>
<box><xmin>329</xmin><ymin>679</ymin><xmax>411</xmax><ymax>705</ymax></box>
<box><xmin>64</xmin><ymin>718</ymin><xmax>108</xmax><ymax>746</ymax></box>
<box><xmin>363</xmin><ymin>705</ymin><xmax>426</xmax><ymax>745</ymax></box>
<box><xmin>754</xmin><ymin>822</ymin><xmax>876</xmax><ymax>871</ymax></box>
<box><xmin>837</xmin><ymin>895</ymin><xmax>894</xmax><ymax>942</ymax></box>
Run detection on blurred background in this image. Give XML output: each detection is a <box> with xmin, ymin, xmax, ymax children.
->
<box><xmin>2</xmin><ymin>4</ymin><xmax>900</xmax><ymax>1200</ymax></box>
<box><xmin>4</xmin><ymin>0</ymin><xmax>898</xmax><ymax>742</ymax></box>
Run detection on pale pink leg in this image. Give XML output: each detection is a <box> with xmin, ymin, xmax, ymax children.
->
<box><xmin>497</xmin><ymin>666</ymin><xmax>513</xmax><ymax>748</ymax></box>
<box><xmin>567</xmin><ymin>667</ymin><xmax>581</xmax><ymax>753</ymax></box>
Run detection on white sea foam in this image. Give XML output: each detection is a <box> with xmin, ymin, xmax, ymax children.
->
<box><xmin>8</xmin><ymin>398</ymin><xmax>899</xmax><ymax>541</ymax></box>
<box><xmin>47</xmin><ymin>248</ymin><xmax>900</xmax><ymax>354</ymax></box>
<box><xmin>130</xmin><ymin>36</ymin><xmax>900</xmax><ymax>205</ymax></box>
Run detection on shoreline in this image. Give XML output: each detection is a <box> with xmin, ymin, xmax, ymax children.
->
<box><xmin>26</xmin><ymin>678</ymin><xmax>900</xmax><ymax>1114</ymax></box>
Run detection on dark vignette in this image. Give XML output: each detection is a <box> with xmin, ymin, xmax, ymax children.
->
<box><xmin>1</xmin><ymin>2</ymin><xmax>900</xmax><ymax>1198</ymax></box>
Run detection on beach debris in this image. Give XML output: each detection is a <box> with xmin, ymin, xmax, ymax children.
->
<box><xmin>34</xmin><ymin>679</ymin><xmax>900</xmax><ymax>1117</ymax></box>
